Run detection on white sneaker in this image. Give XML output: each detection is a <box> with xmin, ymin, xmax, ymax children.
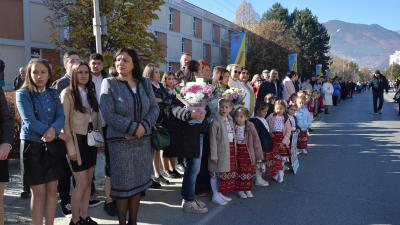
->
<box><xmin>245</xmin><ymin>191</ymin><xmax>254</xmax><ymax>198</ymax></box>
<box><xmin>273</xmin><ymin>174</ymin><xmax>280</xmax><ymax>182</ymax></box>
<box><xmin>212</xmin><ymin>194</ymin><xmax>227</xmax><ymax>205</ymax></box>
<box><xmin>238</xmin><ymin>191</ymin><xmax>247</xmax><ymax>199</ymax></box>
<box><xmin>303</xmin><ymin>149</ymin><xmax>308</xmax><ymax>154</ymax></box>
<box><xmin>182</xmin><ymin>200</ymin><xmax>208</xmax><ymax>214</ymax></box>
<box><xmin>219</xmin><ymin>193</ymin><xmax>232</xmax><ymax>202</ymax></box>
<box><xmin>278</xmin><ymin>170</ymin><xmax>284</xmax><ymax>183</ymax></box>
<box><xmin>255</xmin><ymin>171</ymin><xmax>269</xmax><ymax>186</ymax></box>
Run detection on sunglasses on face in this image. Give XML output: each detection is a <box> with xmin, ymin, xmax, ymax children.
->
<box><xmin>234</xmin><ymin>70</ymin><xmax>241</xmax><ymax>74</ymax></box>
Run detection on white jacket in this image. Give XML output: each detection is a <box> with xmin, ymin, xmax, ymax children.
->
<box><xmin>295</xmin><ymin>106</ymin><xmax>312</xmax><ymax>131</ymax></box>
<box><xmin>322</xmin><ymin>82</ymin><xmax>334</xmax><ymax>106</ymax></box>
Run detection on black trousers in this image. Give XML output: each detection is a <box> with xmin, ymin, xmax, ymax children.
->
<box><xmin>373</xmin><ymin>92</ymin><xmax>384</xmax><ymax>113</ymax></box>
<box><xmin>57</xmin><ymin>157</ymin><xmax>72</xmax><ymax>204</ymax></box>
<box><xmin>333</xmin><ymin>96</ymin><xmax>339</xmax><ymax>106</ymax></box>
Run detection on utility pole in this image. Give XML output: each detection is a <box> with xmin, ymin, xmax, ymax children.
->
<box><xmin>93</xmin><ymin>0</ymin><xmax>102</xmax><ymax>54</ymax></box>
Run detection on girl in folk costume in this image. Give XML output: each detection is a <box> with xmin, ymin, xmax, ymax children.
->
<box><xmin>295</xmin><ymin>96</ymin><xmax>313</xmax><ymax>154</ymax></box>
<box><xmin>209</xmin><ymin>99</ymin><xmax>235</xmax><ymax>205</ymax></box>
<box><xmin>287</xmin><ymin>103</ymin><xmax>299</xmax><ymax>166</ymax></box>
<box><xmin>266</xmin><ymin>100</ymin><xmax>292</xmax><ymax>183</ymax></box>
<box><xmin>249</xmin><ymin>102</ymin><xmax>272</xmax><ymax>187</ymax></box>
<box><xmin>307</xmin><ymin>90</ymin><xmax>319</xmax><ymax>119</ymax></box>
<box><xmin>233</xmin><ymin>107</ymin><xmax>264</xmax><ymax>199</ymax></box>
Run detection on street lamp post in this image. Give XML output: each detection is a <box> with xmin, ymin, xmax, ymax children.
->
<box><xmin>93</xmin><ymin>0</ymin><xmax>102</xmax><ymax>54</ymax></box>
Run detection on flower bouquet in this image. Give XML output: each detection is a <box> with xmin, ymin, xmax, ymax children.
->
<box><xmin>222</xmin><ymin>88</ymin><xmax>246</xmax><ymax>109</ymax></box>
<box><xmin>177</xmin><ymin>81</ymin><xmax>214</xmax><ymax>124</ymax></box>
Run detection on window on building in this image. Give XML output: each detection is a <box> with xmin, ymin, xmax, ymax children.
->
<box><xmin>168</xmin><ymin>62</ymin><xmax>172</xmax><ymax>72</ymax></box>
<box><xmin>212</xmin><ymin>24</ymin><xmax>220</xmax><ymax>44</ymax></box>
<box><xmin>31</xmin><ymin>48</ymin><xmax>41</xmax><ymax>59</ymax></box>
<box><xmin>155</xmin><ymin>31</ymin><xmax>167</xmax><ymax>58</ymax></box>
<box><xmin>203</xmin><ymin>43</ymin><xmax>211</xmax><ymax>63</ymax></box>
<box><xmin>169</xmin><ymin>8</ymin><xmax>180</xmax><ymax>33</ymax></box>
<box><xmin>193</xmin><ymin>17</ymin><xmax>202</xmax><ymax>39</ymax></box>
<box><xmin>182</xmin><ymin>38</ymin><xmax>192</xmax><ymax>55</ymax></box>
<box><xmin>169</xmin><ymin>8</ymin><xmax>173</xmax><ymax>31</ymax></box>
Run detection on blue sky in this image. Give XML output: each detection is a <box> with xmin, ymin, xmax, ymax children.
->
<box><xmin>185</xmin><ymin>0</ymin><xmax>400</xmax><ymax>31</ymax></box>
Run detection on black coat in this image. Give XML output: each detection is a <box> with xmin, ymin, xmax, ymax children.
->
<box><xmin>249</xmin><ymin>118</ymin><xmax>272</xmax><ymax>153</ymax></box>
<box><xmin>0</xmin><ymin>88</ymin><xmax>14</xmax><ymax>145</ymax></box>
<box><xmin>371</xmin><ymin>75</ymin><xmax>389</xmax><ymax>94</ymax></box>
<box><xmin>165</xmin><ymin>97</ymin><xmax>202</xmax><ymax>159</ymax></box>
<box><xmin>257</xmin><ymin>80</ymin><xmax>283</xmax><ymax>102</ymax></box>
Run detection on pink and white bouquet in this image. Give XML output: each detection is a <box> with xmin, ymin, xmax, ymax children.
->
<box><xmin>177</xmin><ymin>81</ymin><xmax>214</xmax><ymax>124</ymax></box>
<box><xmin>222</xmin><ymin>87</ymin><xmax>246</xmax><ymax>105</ymax></box>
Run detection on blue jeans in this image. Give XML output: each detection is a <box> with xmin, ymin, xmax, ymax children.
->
<box><xmin>181</xmin><ymin>134</ymin><xmax>203</xmax><ymax>201</ymax></box>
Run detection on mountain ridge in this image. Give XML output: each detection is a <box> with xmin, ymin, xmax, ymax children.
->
<box><xmin>323</xmin><ymin>20</ymin><xmax>400</xmax><ymax>69</ymax></box>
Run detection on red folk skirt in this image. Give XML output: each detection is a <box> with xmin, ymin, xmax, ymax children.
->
<box><xmin>235</xmin><ymin>143</ymin><xmax>256</xmax><ymax>191</ymax></box>
<box><xmin>297</xmin><ymin>131</ymin><xmax>308</xmax><ymax>149</ymax></box>
<box><xmin>266</xmin><ymin>132</ymin><xmax>289</xmax><ymax>177</ymax></box>
<box><xmin>219</xmin><ymin>142</ymin><xmax>236</xmax><ymax>193</ymax></box>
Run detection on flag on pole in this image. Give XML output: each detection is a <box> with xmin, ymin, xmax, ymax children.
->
<box><xmin>230</xmin><ymin>31</ymin><xmax>246</xmax><ymax>66</ymax></box>
<box><xmin>316</xmin><ymin>64</ymin><xmax>323</xmax><ymax>77</ymax></box>
<box><xmin>288</xmin><ymin>53</ymin><xmax>298</xmax><ymax>72</ymax></box>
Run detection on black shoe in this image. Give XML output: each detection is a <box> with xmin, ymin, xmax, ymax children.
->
<box><xmin>60</xmin><ymin>202</ymin><xmax>72</xmax><ymax>216</ymax></box>
<box><xmin>69</xmin><ymin>219</ymin><xmax>84</xmax><ymax>225</ymax></box>
<box><xmin>141</xmin><ymin>191</ymin><xmax>146</xmax><ymax>197</ymax></box>
<box><xmin>160</xmin><ymin>170</ymin><xmax>174</xmax><ymax>179</ymax></box>
<box><xmin>150</xmin><ymin>179</ymin><xmax>162</xmax><ymax>189</ymax></box>
<box><xmin>378</xmin><ymin>111</ymin><xmax>382</xmax><ymax>114</ymax></box>
<box><xmin>103</xmin><ymin>201</ymin><xmax>117</xmax><ymax>217</ymax></box>
<box><xmin>20</xmin><ymin>191</ymin><xmax>31</xmax><ymax>199</ymax></box>
<box><xmin>308</xmin><ymin>128</ymin><xmax>313</xmax><ymax>132</ymax></box>
<box><xmin>88</xmin><ymin>199</ymin><xmax>102</xmax><ymax>208</ymax></box>
<box><xmin>172</xmin><ymin>169</ymin><xmax>183</xmax><ymax>178</ymax></box>
<box><xmin>80</xmin><ymin>216</ymin><xmax>98</xmax><ymax>225</ymax></box>
<box><xmin>175</xmin><ymin>164</ymin><xmax>185</xmax><ymax>174</ymax></box>
<box><xmin>154</xmin><ymin>175</ymin><xmax>171</xmax><ymax>185</ymax></box>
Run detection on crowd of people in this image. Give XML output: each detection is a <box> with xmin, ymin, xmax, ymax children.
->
<box><xmin>0</xmin><ymin>49</ymin><xmax>358</xmax><ymax>225</ymax></box>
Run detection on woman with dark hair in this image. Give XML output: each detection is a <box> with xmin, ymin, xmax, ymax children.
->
<box><xmin>0</xmin><ymin>86</ymin><xmax>14</xmax><ymax>225</ymax></box>
<box><xmin>240</xmin><ymin>66</ymin><xmax>256</xmax><ymax>116</ymax></box>
<box><xmin>168</xmin><ymin>60</ymin><xmax>208</xmax><ymax>213</ymax></box>
<box><xmin>16</xmin><ymin>59</ymin><xmax>66</xmax><ymax>225</ymax></box>
<box><xmin>61</xmin><ymin>61</ymin><xmax>101</xmax><ymax>225</ymax></box>
<box><xmin>100</xmin><ymin>48</ymin><xmax>159</xmax><ymax>225</ymax></box>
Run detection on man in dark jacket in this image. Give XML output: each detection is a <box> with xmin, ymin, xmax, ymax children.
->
<box><xmin>371</xmin><ymin>70</ymin><xmax>389</xmax><ymax>114</ymax></box>
<box><xmin>0</xmin><ymin>87</ymin><xmax>14</xmax><ymax>223</ymax></box>
<box><xmin>13</xmin><ymin>67</ymin><xmax>26</xmax><ymax>90</ymax></box>
<box><xmin>256</xmin><ymin>69</ymin><xmax>283</xmax><ymax>103</ymax></box>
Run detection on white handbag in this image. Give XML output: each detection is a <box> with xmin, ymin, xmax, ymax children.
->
<box><xmin>87</xmin><ymin>130</ymin><xmax>104</xmax><ymax>147</ymax></box>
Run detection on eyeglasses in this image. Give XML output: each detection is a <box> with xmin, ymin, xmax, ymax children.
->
<box><xmin>234</xmin><ymin>70</ymin><xmax>241</xmax><ymax>74</ymax></box>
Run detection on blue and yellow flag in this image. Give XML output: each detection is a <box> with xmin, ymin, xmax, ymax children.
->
<box><xmin>288</xmin><ymin>53</ymin><xmax>298</xmax><ymax>72</ymax></box>
<box><xmin>230</xmin><ymin>32</ymin><xmax>246</xmax><ymax>66</ymax></box>
<box><xmin>316</xmin><ymin>64</ymin><xmax>323</xmax><ymax>77</ymax></box>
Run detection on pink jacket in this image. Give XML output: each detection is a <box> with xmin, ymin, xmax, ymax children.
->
<box><xmin>282</xmin><ymin>76</ymin><xmax>296</xmax><ymax>102</ymax></box>
<box><xmin>266</xmin><ymin>114</ymin><xmax>292</xmax><ymax>146</ymax></box>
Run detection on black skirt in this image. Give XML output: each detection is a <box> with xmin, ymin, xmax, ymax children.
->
<box><xmin>22</xmin><ymin>139</ymin><xmax>65</xmax><ymax>186</ymax></box>
<box><xmin>0</xmin><ymin>159</ymin><xmax>9</xmax><ymax>182</ymax></box>
<box><xmin>70</xmin><ymin>134</ymin><xmax>97</xmax><ymax>172</ymax></box>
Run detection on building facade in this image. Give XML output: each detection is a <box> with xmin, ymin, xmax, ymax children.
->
<box><xmin>0</xmin><ymin>0</ymin><xmax>59</xmax><ymax>89</ymax></box>
<box><xmin>389</xmin><ymin>51</ymin><xmax>400</xmax><ymax>66</ymax></box>
<box><xmin>151</xmin><ymin>0</ymin><xmax>237</xmax><ymax>72</ymax></box>
<box><xmin>0</xmin><ymin>0</ymin><xmax>237</xmax><ymax>87</ymax></box>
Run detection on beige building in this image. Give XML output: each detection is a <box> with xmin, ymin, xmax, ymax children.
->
<box><xmin>0</xmin><ymin>0</ymin><xmax>237</xmax><ymax>88</ymax></box>
<box><xmin>389</xmin><ymin>51</ymin><xmax>400</xmax><ymax>66</ymax></box>
<box><xmin>0</xmin><ymin>0</ymin><xmax>59</xmax><ymax>89</ymax></box>
<box><xmin>151</xmin><ymin>0</ymin><xmax>237</xmax><ymax>72</ymax></box>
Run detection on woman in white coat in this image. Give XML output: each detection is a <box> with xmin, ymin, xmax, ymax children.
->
<box><xmin>322</xmin><ymin>78</ymin><xmax>334</xmax><ymax>114</ymax></box>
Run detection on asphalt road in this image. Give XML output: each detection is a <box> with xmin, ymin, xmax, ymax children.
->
<box><xmin>4</xmin><ymin>91</ymin><xmax>400</xmax><ymax>225</ymax></box>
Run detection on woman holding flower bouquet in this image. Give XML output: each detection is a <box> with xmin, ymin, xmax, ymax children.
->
<box><xmin>168</xmin><ymin>60</ymin><xmax>209</xmax><ymax>214</ymax></box>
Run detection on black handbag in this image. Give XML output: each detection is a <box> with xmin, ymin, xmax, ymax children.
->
<box><xmin>151</xmin><ymin>125</ymin><xmax>170</xmax><ymax>150</ymax></box>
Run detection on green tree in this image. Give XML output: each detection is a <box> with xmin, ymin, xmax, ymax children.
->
<box><xmin>289</xmin><ymin>8</ymin><xmax>330</xmax><ymax>80</ymax></box>
<box><xmin>261</xmin><ymin>3</ymin><xmax>289</xmax><ymax>27</ymax></box>
<box><xmin>44</xmin><ymin>0</ymin><xmax>164</xmax><ymax>66</ymax></box>
<box><xmin>384</xmin><ymin>64</ymin><xmax>400</xmax><ymax>81</ymax></box>
<box><xmin>247</xmin><ymin>20</ymin><xmax>299</xmax><ymax>76</ymax></box>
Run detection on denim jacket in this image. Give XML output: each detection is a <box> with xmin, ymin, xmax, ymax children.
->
<box><xmin>16</xmin><ymin>88</ymin><xmax>65</xmax><ymax>142</ymax></box>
